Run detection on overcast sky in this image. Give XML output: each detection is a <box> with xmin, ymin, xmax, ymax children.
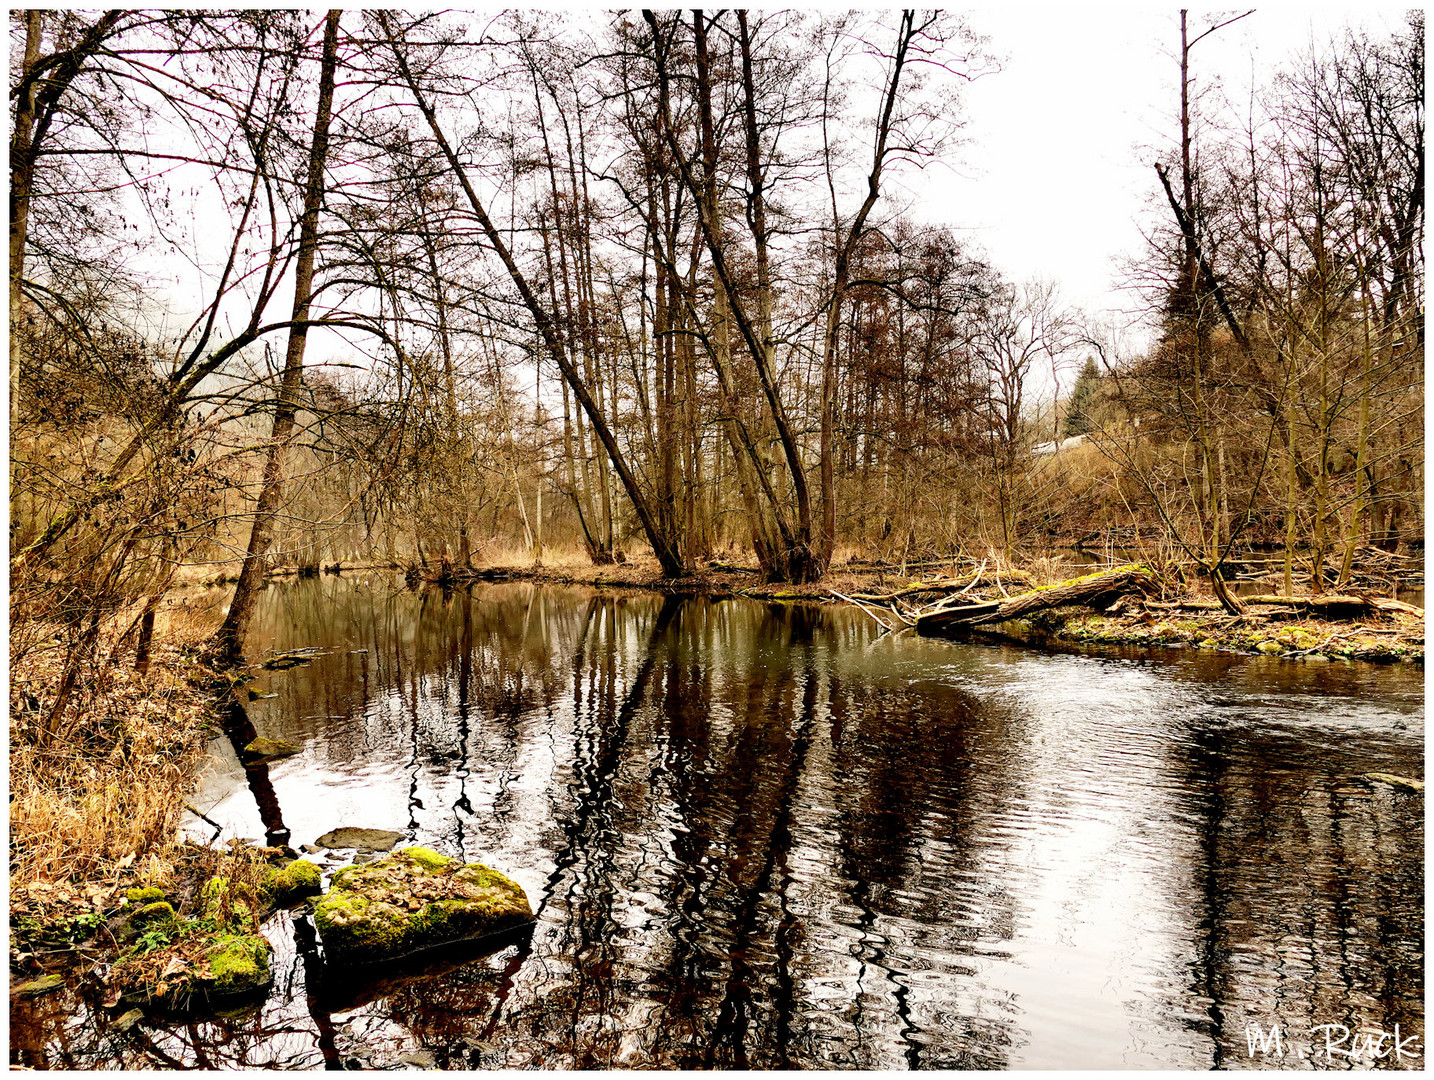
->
<box><xmin>919</xmin><ymin>4</ymin><xmax>1411</xmax><ymax>348</ymax></box>
<box><xmin>150</xmin><ymin>6</ymin><xmax>1410</xmax><ymax>385</ymax></box>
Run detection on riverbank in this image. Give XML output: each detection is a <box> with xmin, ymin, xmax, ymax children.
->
<box><xmin>417</xmin><ymin>554</ymin><xmax>1424</xmax><ymax>665</ymax></box>
<box><xmin>999</xmin><ymin>606</ymin><xmax>1424</xmax><ymax>663</ymax></box>
<box><xmin>8</xmin><ymin>623</ymin><xmax>272</xmax><ymax>988</ymax></box>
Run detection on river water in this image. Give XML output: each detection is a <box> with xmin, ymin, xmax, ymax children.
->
<box><xmin>12</xmin><ymin>578</ymin><xmax>1424</xmax><ymax>1069</ymax></box>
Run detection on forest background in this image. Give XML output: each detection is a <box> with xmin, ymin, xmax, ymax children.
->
<box><xmin>10</xmin><ymin>7</ymin><xmax>1424</xmax><ymax>690</ymax></box>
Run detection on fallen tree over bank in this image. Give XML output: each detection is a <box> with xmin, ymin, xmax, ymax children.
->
<box><xmin>834</xmin><ymin>565</ymin><xmax>1425</xmax><ymax>663</ymax></box>
<box><xmin>836</xmin><ymin>565</ymin><xmax>1157</xmax><ymax>635</ymax></box>
<box><xmin>914</xmin><ymin>566</ymin><xmax>1158</xmax><ymax>635</ymax></box>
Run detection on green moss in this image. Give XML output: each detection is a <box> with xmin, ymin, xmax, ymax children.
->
<box><xmin>200</xmin><ymin>877</ymin><xmax>231</xmax><ymax>921</ymax></box>
<box><xmin>264</xmin><ymin>859</ymin><xmax>322</xmax><ymax>906</ymax></box>
<box><xmin>1033</xmin><ymin>564</ymin><xmax>1150</xmax><ymax>592</ymax></box>
<box><xmin>315</xmin><ymin>848</ymin><xmax>532</xmax><ymax>966</ymax></box>
<box><xmin>126</xmin><ymin>886</ymin><xmax>166</xmax><ymax>904</ymax></box>
<box><xmin>399</xmin><ymin>845</ymin><xmax>454</xmax><ymax>871</ymax></box>
<box><xmin>198</xmin><ymin>876</ymin><xmax>257</xmax><ymax>932</ymax></box>
<box><xmin>202</xmin><ymin>933</ymin><xmax>271</xmax><ymax>994</ymax></box>
<box><xmin>12</xmin><ymin>974</ymin><xmax>65</xmax><ymax>998</ymax></box>
<box><xmin>134</xmin><ymin>901</ymin><xmax>176</xmax><ymax>924</ymax></box>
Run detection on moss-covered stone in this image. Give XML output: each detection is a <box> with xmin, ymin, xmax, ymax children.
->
<box><xmin>12</xmin><ymin>974</ymin><xmax>65</xmax><ymax>998</ymax></box>
<box><xmin>110</xmin><ymin>915</ymin><xmax>272</xmax><ymax>1005</ymax></box>
<box><xmin>242</xmin><ymin>736</ymin><xmax>300</xmax><ymax>761</ymax></box>
<box><xmin>264</xmin><ymin>859</ymin><xmax>323</xmax><ymax>906</ymax></box>
<box><xmin>125</xmin><ymin>886</ymin><xmax>166</xmax><ymax>905</ymax></box>
<box><xmin>314</xmin><ymin>846</ymin><xmax>533</xmax><ymax>966</ymax></box>
<box><xmin>133</xmin><ymin>901</ymin><xmax>176</xmax><ymax>925</ymax></box>
<box><xmin>202</xmin><ymin>933</ymin><xmax>272</xmax><ymax>995</ymax></box>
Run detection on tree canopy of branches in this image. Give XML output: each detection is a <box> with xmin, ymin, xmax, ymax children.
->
<box><xmin>10</xmin><ymin>8</ymin><xmax>1421</xmax><ymax>682</ymax></box>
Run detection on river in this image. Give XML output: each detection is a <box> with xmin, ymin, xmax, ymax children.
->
<box><xmin>12</xmin><ymin>577</ymin><xmax>1424</xmax><ymax>1069</ymax></box>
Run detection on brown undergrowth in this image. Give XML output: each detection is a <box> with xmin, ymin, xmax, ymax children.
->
<box><xmin>7</xmin><ymin>613</ymin><xmax>263</xmax><ymax>977</ymax></box>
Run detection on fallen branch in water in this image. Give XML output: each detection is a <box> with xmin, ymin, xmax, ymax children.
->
<box><xmin>830</xmin><ymin>591</ymin><xmax>911</xmax><ymax>632</ymax></box>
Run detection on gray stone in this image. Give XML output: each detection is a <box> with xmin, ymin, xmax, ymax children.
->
<box><xmin>316</xmin><ymin>827</ymin><xmax>404</xmax><ymax>852</ymax></box>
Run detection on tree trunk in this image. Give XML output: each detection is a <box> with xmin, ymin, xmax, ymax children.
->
<box><xmin>213</xmin><ymin>10</ymin><xmax>342</xmax><ymax>664</ymax></box>
<box><xmin>383</xmin><ymin>13</ymin><xmax>685</xmax><ymax>576</ymax></box>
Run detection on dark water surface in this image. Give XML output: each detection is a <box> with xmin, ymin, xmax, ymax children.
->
<box><xmin>13</xmin><ymin>578</ymin><xmax>1424</xmax><ymax>1069</ymax></box>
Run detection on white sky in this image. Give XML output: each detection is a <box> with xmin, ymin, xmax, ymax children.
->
<box><xmin>122</xmin><ymin>6</ymin><xmax>1411</xmax><ymax>386</ymax></box>
<box><xmin>927</xmin><ymin>5</ymin><xmax>1412</xmax><ymax>344</ymax></box>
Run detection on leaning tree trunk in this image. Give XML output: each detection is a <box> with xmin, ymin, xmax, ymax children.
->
<box><xmin>382</xmin><ymin>13</ymin><xmax>685</xmax><ymax>577</ymax></box>
<box><xmin>213</xmin><ymin>10</ymin><xmax>341</xmax><ymax>664</ymax></box>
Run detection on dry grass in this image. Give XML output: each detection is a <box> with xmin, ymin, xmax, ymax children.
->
<box><xmin>469</xmin><ymin>542</ymin><xmax>626</xmax><ymax>570</ymax></box>
<box><xmin>10</xmin><ymin>620</ymin><xmax>219</xmax><ymax>888</ymax></box>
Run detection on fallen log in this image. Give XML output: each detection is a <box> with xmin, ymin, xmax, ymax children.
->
<box><xmin>1373</xmin><ymin>598</ymin><xmax>1425</xmax><ymax>618</ymax></box>
<box><xmin>1234</xmin><ymin>594</ymin><xmax>1423</xmax><ymax>620</ymax></box>
<box><xmin>916</xmin><ymin>566</ymin><xmax>1157</xmax><ymax>635</ymax></box>
<box><xmin>1145</xmin><ymin>594</ymin><xmax>1423</xmax><ymax>621</ymax></box>
<box><xmin>844</xmin><ymin>565</ymin><xmax>1033</xmax><ymax>605</ymax></box>
<box><xmin>1236</xmin><ymin>594</ymin><xmax>1375</xmax><ymax>618</ymax></box>
<box><xmin>1361</xmin><ymin>772</ymin><xmax>1424</xmax><ymax>794</ymax></box>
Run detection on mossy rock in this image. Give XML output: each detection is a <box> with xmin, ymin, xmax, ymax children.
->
<box><xmin>112</xmin><ymin>922</ymin><xmax>272</xmax><ymax>1006</ymax></box>
<box><xmin>11</xmin><ymin>974</ymin><xmax>65</xmax><ymax>998</ymax></box>
<box><xmin>133</xmin><ymin>901</ymin><xmax>176</xmax><ymax>925</ymax></box>
<box><xmin>125</xmin><ymin>886</ymin><xmax>166</xmax><ymax>905</ymax></box>
<box><xmin>242</xmin><ymin>736</ymin><xmax>300</xmax><ymax>762</ymax></box>
<box><xmin>201</xmin><ymin>933</ymin><xmax>272</xmax><ymax>997</ymax></box>
<box><xmin>314</xmin><ymin>847</ymin><xmax>533</xmax><ymax>967</ymax></box>
<box><xmin>1255</xmin><ymin>640</ymin><xmax>1284</xmax><ymax>654</ymax></box>
<box><xmin>264</xmin><ymin>859</ymin><xmax>323</xmax><ymax>906</ymax></box>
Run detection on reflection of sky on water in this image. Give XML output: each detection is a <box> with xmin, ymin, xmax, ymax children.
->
<box><xmin>18</xmin><ymin>578</ymin><xmax>1422</xmax><ymax>1070</ymax></box>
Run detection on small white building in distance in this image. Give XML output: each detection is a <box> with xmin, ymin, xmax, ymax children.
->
<box><xmin>1032</xmin><ymin>434</ymin><xmax>1088</xmax><ymax>457</ymax></box>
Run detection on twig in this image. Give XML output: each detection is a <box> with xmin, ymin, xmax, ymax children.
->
<box><xmin>185</xmin><ymin>803</ymin><xmax>224</xmax><ymax>832</ymax></box>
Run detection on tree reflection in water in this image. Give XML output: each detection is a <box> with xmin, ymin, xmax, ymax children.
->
<box><xmin>10</xmin><ymin>579</ymin><xmax>1423</xmax><ymax>1070</ymax></box>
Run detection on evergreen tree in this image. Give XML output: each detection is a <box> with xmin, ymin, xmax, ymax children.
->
<box><xmin>1063</xmin><ymin>356</ymin><xmax>1100</xmax><ymax>437</ymax></box>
